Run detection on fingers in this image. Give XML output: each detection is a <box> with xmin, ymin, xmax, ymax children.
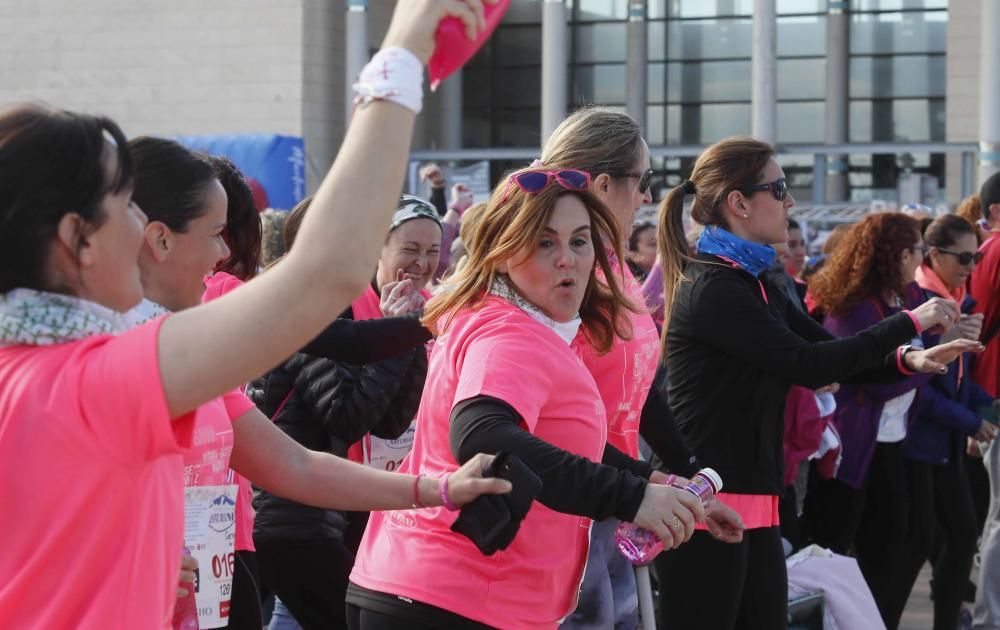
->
<box><xmin>649</xmin><ymin>521</ymin><xmax>675</xmax><ymax>550</ymax></box>
<box><xmin>441</xmin><ymin>0</ymin><xmax>481</xmax><ymax>40</ymax></box>
<box><xmin>177</xmin><ymin>586</ymin><xmax>190</xmax><ymax>598</ymax></box>
<box><xmin>674</xmin><ymin>487</ymin><xmax>706</xmax><ymax>523</ymax></box>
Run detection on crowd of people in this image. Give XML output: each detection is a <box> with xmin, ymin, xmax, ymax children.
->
<box><xmin>0</xmin><ymin>1</ymin><xmax>997</xmax><ymax>629</ymax></box>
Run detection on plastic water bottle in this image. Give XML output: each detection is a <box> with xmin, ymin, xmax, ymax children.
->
<box><xmin>173</xmin><ymin>547</ymin><xmax>199</xmax><ymax>630</ymax></box>
<box><xmin>615</xmin><ymin>468</ymin><xmax>723</xmax><ymax>566</ymax></box>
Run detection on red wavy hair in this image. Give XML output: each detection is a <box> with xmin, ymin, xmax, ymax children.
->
<box><xmin>809</xmin><ymin>212</ymin><xmax>921</xmax><ymax>316</ymax></box>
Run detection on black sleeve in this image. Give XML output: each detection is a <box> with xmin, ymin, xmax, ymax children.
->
<box><xmin>639</xmin><ymin>379</ymin><xmax>701</xmax><ymax>477</ymax></box>
<box><xmin>294</xmin><ymin>354</ymin><xmax>415</xmax><ymax>444</ymax></box>
<box><xmin>299</xmin><ymin>314</ymin><xmax>432</xmax><ymax>364</ymax></box>
<box><xmin>689</xmin><ymin>271</ymin><xmax>918</xmax><ymax>390</ymax></box>
<box><xmin>602</xmin><ymin>443</ymin><xmax>653</xmax><ymax>479</ymax></box>
<box><xmin>429</xmin><ymin>185</ymin><xmax>448</xmax><ymax>216</ymax></box>
<box><xmin>450</xmin><ymin>396</ymin><xmax>648</xmax><ymax>522</ymax></box>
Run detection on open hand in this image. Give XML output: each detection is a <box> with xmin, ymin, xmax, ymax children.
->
<box><xmin>903</xmin><ymin>338</ymin><xmax>984</xmax><ymax>374</ymax></box>
<box><xmin>704</xmin><ymin>498</ymin><xmax>745</xmax><ymax>543</ymax></box>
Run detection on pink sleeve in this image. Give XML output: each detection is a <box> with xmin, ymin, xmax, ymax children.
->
<box><xmin>202</xmin><ymin>272</ymin><xmax>245</xmax><ymax>303</ymax></box>
<box><xmin>223</xmin><ymin>389</ymin><xmax>257</xmax><ymax>421</ymax></box>
<box><xmin>78</xmin><ymin>317</ymin><xmax>194</xmax><ymax>465</ymax></box>
<box><xmin>453</xmin><ymin>329</ymin><xmax>554</xmax><ymax>433</ymax></box>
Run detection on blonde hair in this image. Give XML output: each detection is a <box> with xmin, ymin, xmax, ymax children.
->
<box><xmin>657</xmin><ymin>136</ymin><xmax>775</xmax><ymax>349</ymax></box>
<box><xmin>541</xmin><ymin>106</ymin><xmax>644</xmax><ymax>180</ymax></box>
<box><xmin>423</xmin><ymin>173</ymin><xmax>635</xmax><ymax>354</ymax></box>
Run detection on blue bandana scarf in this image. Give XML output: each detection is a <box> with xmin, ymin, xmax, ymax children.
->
<box><xmin>696</xmin><ymin>225</ymin><xmax>776</xmax><ymax>277</ymax></box>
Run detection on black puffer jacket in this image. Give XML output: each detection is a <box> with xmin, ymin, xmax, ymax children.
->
<box><xmin>249</xmin><ymin>309</ymin><xmax>428</xmax><ymax>543</ymax></box>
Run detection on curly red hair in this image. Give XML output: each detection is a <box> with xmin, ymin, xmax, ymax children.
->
<box><xmin>809</xmin><ymin>213</ymin><xmax>921</xmax><ymax>316</ymax></box>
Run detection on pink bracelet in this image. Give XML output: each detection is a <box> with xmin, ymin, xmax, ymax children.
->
<box><xmin>439</xmin><ymin>474</ymin><xmax>459</xmax><ymax>511</ymax></box>
<box><xmin>411</xmin><ymin>474</ymin><xmax>425</xmax><ymax>509</ymax></box>
<box><xmin>896</xmin><ymin>346</ymin><xmax>917</xmax><ymax>376</ymax></box>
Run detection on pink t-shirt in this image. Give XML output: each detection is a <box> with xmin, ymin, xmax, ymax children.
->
<box><xmin>201</xmin><ymin>272</ymin><xmax>260</xmax><ymax>553</ymax></box>
<box><xmin>350</xmin><ymin>297</ymin><xmax>607</xmax><ymax>629</ymax></box>
<box><xmin>574</xmin><ymin>261</ymin><xmax>660</xmax><ymax>458</ymax></box>
<box><xmin>0</xmin><ymin>318</ymin><xmax>194</xmax><ymax>629</ymax></box>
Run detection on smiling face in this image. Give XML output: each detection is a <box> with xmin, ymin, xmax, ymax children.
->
<box><xmin>139</xmin><ymin>179</ymin><xmax>230</xmax><ymax>311</ymax></box>
<box><xmin>376</xmin><ymin>217</ymin><xmax>442</xmax><ymax>292</ymax></box>
<box><xmin>502</xmin><ymin>194</ymin><xmax>595</xmax><ymax>322</ymax></box>
<box><xmin>930</xmin><ymin>232</ymin><xmax>979</xmax><ymax>291</ymax></box>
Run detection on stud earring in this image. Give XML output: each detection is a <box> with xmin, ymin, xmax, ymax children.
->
<box><xmin>743</xmin><ymin>214</ymin><xmax>749</xmax><ymax>218</ymax></box>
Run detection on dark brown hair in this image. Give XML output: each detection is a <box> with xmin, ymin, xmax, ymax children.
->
<box><xmin>0</xmin><ymin>103</ymin><xmax>133</xmax><ymax>294</ymax></box>
<box><xmin>211</xmin><ymin>156</ymin><xmax>262</xmax><ymax>281</ymax></box>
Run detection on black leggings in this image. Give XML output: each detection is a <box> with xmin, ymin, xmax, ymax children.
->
<box><xmin>897</xmin><ymin>457</ymin><xmax>978</xmax><ymax>630</ymax></box>
<box><xmin>804</xmin><ymin>441</ymin><xmax>910</xmax><ymax>627</ymax></box>
<box><xmin>653</xmin><ymin>526</ymin><xmax>787</xmax><ymax>630</ymax></box>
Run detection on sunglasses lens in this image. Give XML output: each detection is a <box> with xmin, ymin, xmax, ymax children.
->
<box><xmin>774</xmin><ymin>179</ymin><xmax>788</xmax><ymax>201</ymax></box>
<box><xmin>557</xmin><ymin>170</ymin><xmax>589</xmax><ymax>190</ymax></box>
<box><xmin>515</xmin><ymin>171</ymin><xmax>551</xmax><ymax>192</ymax></box>
<box><xmin>639</xmin><ymin>170</ymin><xmax>652</xmax><ymax>194</ymax></box>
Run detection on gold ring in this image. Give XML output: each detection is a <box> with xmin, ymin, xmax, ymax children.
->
<box><xmin>670</xmin><ymin>516</ymin><xmax>681</xmax><ymax>529</ymax></box>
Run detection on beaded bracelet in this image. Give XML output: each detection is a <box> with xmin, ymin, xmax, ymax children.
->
<box><xmin>439</xmin><ymin>474</ymin><xmax>459</xmax><ymax>512</ymax></box>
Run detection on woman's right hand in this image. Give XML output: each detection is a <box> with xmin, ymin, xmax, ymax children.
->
<box><xmin>904</xmin><ymin>338</ymin><xmax>984</xmax><ymax>374</ymax></box>
<box><xmin>910</xmin><ymin>297</ymin><xmax>961</xmax><ymax>333</ymax></box>
<box><xmin>441</xmin><ymin>453</ymin><xmax>513</xmax><ymax>507</ymax></box>
<box><xmin>380</xmin><ymin>273</ymin><xmax>423</xmax><ymax>318</ymax></box>
<box><xmin>631</xmin><ymin>483</ymin><xmax>705</xmax><ymax>551</ymax></box>
<box><xmin>382</xmin><ymin>0</ymin><xmax>494</xmax><ymax>64</ymax></box>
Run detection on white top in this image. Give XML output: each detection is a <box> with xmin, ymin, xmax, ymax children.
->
<box><xmin>876</xmin><ymin>389</ymin><xmax>916</xmax><ymax>443</ymax></box>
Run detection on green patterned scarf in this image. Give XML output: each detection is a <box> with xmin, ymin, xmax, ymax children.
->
<box><xmin>0</xmin><ymin>289</ymin><xmax>129</xmax><ymax>346</ymax></box>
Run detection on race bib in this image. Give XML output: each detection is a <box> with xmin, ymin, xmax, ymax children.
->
<box><xmin>183</xmin><ymin>484</ymin><xmax>239</xmax><ymax>629</ymax></box>
<box><xmin>362</xmin><ymin>422</ymin><xmax>416</xmax><ymax>471</ymax></box>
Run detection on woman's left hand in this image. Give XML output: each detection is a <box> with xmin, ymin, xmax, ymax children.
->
<box><xmin>441</xmin><ymin>453</ymin><xmax>513</xmax><ymax>507</ymax></box>
<box><xmin>904</xmin><ymin>338</ymin><xmax>984</xmax><ymax>374</ymax></box>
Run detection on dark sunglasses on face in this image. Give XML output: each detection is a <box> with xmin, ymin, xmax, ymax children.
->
<box><xmin>615</xmin><ymin>169</ymin><xmax>655</xmax><ymax>195</ymax></box>
<box><xmin>936</xmin><ymin>247</ymin><xmax>984</xmax><ymax>266</ymax></box>
<box><xmin>741</xmin><ymin>177</ymin><xmax>788</xmax><ymax>202</ymax></box>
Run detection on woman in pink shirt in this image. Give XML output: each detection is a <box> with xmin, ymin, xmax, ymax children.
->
<box><xmin>0</xmin><ymin>4</ymin><xmax>509</xmax><ymax>628</ymax></box>
<box><xmin>347</xmin><ymin>170</ymin><xmax>706</xmax><ymax>630</ymax></box>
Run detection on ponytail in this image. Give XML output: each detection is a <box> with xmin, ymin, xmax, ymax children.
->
<box><xmin>657</xmin><ymin>184</ymin><xmax>692</xmax><ymax>355</ymax></box>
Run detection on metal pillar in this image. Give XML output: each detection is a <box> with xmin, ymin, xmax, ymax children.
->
<box><xmin>345</xmin><ymin>0</ymin><xmax>369</xmax><ymax>121</ymax></box>
<box><xmin>980</xmin><ymin>0</ymin><xmax>1000</xmax><ymax>183</ymax></box>
<box><xmin>825</xmin><ymin>0</ymin><xmax>849</xmax><ymax>201</ymax></box>
<box><xmin>542</xmin><ymin>0</ymin><xmax>569</xmax><ymax>142</ymax></box>
<box><xmin>626</xmin><ymin>1</ymin><xmax>648</xmax><ymax>132</ymax></box>
<box><xmin>440</xmin><ymin>70</ymin><xmax>463</xmax><ymax>150</ymax></box>
<box><xmin>751</xmin><ymin>0</ymin><xmax>777</xmax><ymax>145</ymax></box>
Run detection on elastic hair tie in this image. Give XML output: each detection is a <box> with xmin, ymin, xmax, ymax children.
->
<box><xmin>681</xmin><ymin>180</ymin><xmax>697</xmax><ymax>195</ymax></box>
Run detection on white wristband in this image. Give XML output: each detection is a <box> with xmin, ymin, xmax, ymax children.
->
<box><xmin>353</xmin><ymin>46</ymin><xmax>424</xmax><ymax>115</ymax></box>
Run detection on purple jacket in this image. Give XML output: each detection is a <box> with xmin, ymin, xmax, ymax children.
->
<box><xmin>823</xmin><ymin>286</ymin><xmax>930</xmax><ymax>489</ymax></box>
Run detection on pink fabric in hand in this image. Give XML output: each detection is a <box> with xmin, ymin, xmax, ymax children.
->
<box><xmin>428</xmin><ymin>0</ymin><xmax>511</xmax><ymax>90</ymax></box>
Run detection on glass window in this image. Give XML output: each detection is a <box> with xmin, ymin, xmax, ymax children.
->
<box><xmin>777</xmin><ymin>0</ymin><xmax>827</xmax><ymax>13</ymax></box>
<box><xmin>666</xmin><ymin>18</ymin><xmax>753</xmax><ymax>60</ymax></box>
<box><xmin>776</xmin><ymin>102</ymin><xmax>825</xmax><ymax>143</ymax></box>
<box><xmin>648</xmin><ymin>21</ymin><xmax>666</xmax><ymax>61</ymax></box>
<box><xmin>849</xmin><ymin>98</ymin><xmax>945</xmax><ymax>142</ymax></box>
<box><xmin>497</xmin><ymin>67</ymin><xmax>542</xmax><ymax>107</ymax></box>
<box><xmin>462</xmin><ymin>65</ymin><xmax>493</xmax><ymax>108</ymax></box>
<box><xmin>664</xmin><ymin>0</ymin><xmax>754</xmax><ymax>18</ymax></box>
<box><xmin>777</xmin><ymin>15</ymin><xmax>826</xmax><ymax>57</ymax></box>
<box><xmin>668</xmin><ymin>103</ymin><xmax>752</xmax><ymax>144</ymax></box>
<box><xmin>504</xmin><ymin>0</ymin><xmax>543</xmax><ymax>24</ymax></box>
<box><xmin>852</xmin><ymin>0</ymin><xmax>946</xmax><ymax>10</ymax></box>
<box><xmin>573</xmin><ymin>64</ymin><xmax>627</xmax><ymax>104</ymax></box>
<box><xmin>850</xmin><ymin>11</ymin><xmax>947</xmax><ymax>54</ymax></box>
<box><xmin>667</xmin><ymin>60</ymin><xmax>752</xmax><ymax>103</ymax></box>
<box><xmin>648</xmin><ymin>62</ymin><xmax>667</xmax><ymax>102</ymax></box>
<box><xmin>574</xmin><ymin>23</ymin><xmax>627</xmax><ymax>62</ymax></box>
<box><xmin>647</xmin><ymin>105</ymin><xmax>666</xmax><ymax>145</ymax></box>
<box><xmin>495</xmin><ymin>108</ymin><xmax>543</xmax><ymax>147</ymax></box>
<box><xmin>849</xmin><ymin>55</ymin><xmax>945</xmax><ymax>99</ymax></box>
<box><xmin>462</xmin><ymin>107</ymin><xmax>493</xmax><ymax>148</ymax></box>
<box><xmin>777</xmin><ymin>58</ymin><xmax>826</xmax><ymax>100</ymax></box>
<box><xmin>576</xmin><ymin>0</ymin><xmax>628</xmax><ymax>21</ymax></box>
<box><xmin>494</xmin><ymin>26</ymin><xmax>542</xmax><ymax>66</ymax></box>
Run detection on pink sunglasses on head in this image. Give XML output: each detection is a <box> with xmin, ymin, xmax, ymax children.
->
<box><xmin>498</xmin><ymin>169</ymin><xmax>592</xmax><ymax>204</ymax></box>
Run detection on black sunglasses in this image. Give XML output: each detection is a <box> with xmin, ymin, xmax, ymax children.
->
<box><xmin>741</xmin><ymin>177</ymin><xmax>788</xmax><ymax>201</ymax></box>
<box><xmin>615</xmin><ymin>169</ymin><xmax>655</xmax><ymax>194</ymax></box>
<box><xmin>936</xmin><ymin>247</ymin><xmax>984</xmax><ymax>266</ymax></box>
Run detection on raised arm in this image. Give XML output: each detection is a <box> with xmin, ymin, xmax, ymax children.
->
<box><xmin>156</xmin><ymin>1</ymin><xmax>490</xmax><ymax>417</ymax></box>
